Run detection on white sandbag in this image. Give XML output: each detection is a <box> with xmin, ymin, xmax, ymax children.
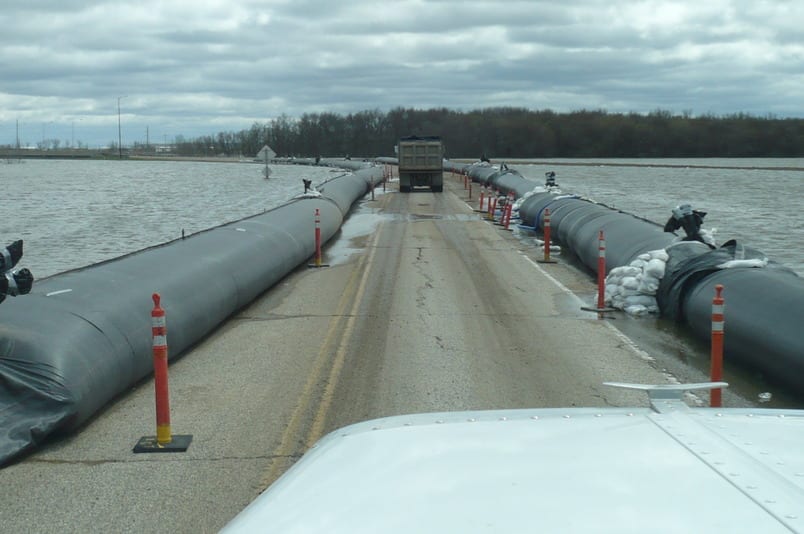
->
<box><xmin>649</xmin><ymin>249</ymin><xmax>669</xmax><ymax>262</ymax></box>
<box><xmin>606</xmin><ymin>286</ymin><xmax>624</xmax><ymax>302</ymax></box>
<box><xmin>637</xmin><ymin>276</ymin><xmax>660</xmax><ymax>294</ymax></box>
<box><xmin>608</xmin><ymin>295</ymin><xmax>625</xmax><ymax>308</ymax></box>
<box><xmin>700</xmin><ymin>228</ymin><xmax>717</xmax><ymax>248</ymax></box>
<box><xmin>645</xmin><ymin>258</ymin><xmax>666</xmax><ymax>278</ymax></box>
<box><xmin>621</xmin><ymin>276</ymin><xmax>639</xmax><ymax>290</ymax></box>
<box><xmin>614</xmin><ymin>266</ymin><xmax>641</xmax><ymax>278</ymax></box>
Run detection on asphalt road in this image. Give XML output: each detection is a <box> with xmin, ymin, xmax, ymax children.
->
<box><xmin>0</xmin><ymin>175</ymin><xmax>682</xmax><ymax>533</ymax></box>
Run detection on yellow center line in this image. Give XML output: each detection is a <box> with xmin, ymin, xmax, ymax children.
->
<box><xmin>258</xmin><ymin>217</ymin><xmax>384</xmax><ymax>489</ymax></box>
<box><xmin>305</xmin><ymin>220</ymin><xmax>384</xmax><ymax>447</ymax></box>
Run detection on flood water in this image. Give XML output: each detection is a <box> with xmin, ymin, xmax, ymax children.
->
<box><xmin>1</xmin><ymin>157</ymin><xmax>801</xmax><ymax>278</ymax></box>
<box><xmin>1</xmin><ymin>159</ymin><xmax>344</xmax><ymax>278</ymax></box>
<box><xmin>518</xmin><ymin>158</ymin><xmax>804</xmax><ymax>276</ymax></box>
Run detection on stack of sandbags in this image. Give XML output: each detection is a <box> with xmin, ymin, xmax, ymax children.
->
<box><xmin>604</xmin><ymin>249</ymin><xmax>669</xmax><ymax>315</ymax></box>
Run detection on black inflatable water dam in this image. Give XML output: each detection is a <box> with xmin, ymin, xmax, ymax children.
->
<box><xmin>444</xmin><ymin>160</ymin><xmax>804</xmax><ymax>396</ymax></box>
<box><xmin>0</xmin><ymin>161</ymin><xmax>382</xmax><ymax>466</ymax></box>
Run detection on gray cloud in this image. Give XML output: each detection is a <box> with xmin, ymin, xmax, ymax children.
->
<box><xmin>1</xmin><ymin>0</ymin><xmax>802</xmax><ymax>147</ymax></box>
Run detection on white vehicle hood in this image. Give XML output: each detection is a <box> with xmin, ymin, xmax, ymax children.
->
<box><xmin>223</xmin><ymin>405</ymin><xmax>804</xmax><ymax>533</ymax></box>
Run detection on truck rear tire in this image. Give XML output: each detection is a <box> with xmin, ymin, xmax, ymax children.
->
<box><xmin>431</xmin><ymin>185</ymin><xmax>443</xmax><ymax>192</ymax></box>
<box><xmin>400</xmin><ymin>185</ymin><xmax>411</xmax><ymax>193</ymax></box>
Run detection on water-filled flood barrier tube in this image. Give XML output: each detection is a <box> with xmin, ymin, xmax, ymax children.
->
<box><xmin>444</xmin><ymin>160</ymin><xmax>804</xmax><ymax>396</ymax></box>
<box><xmin>659</xmin><ymin>241</ymin><xmax>804</xmax><ymax>386</ymax></box>
<box><xmin>0</xmin><ymin>162</ymin><xmax>382</xmax><ymax>466</ymax></box>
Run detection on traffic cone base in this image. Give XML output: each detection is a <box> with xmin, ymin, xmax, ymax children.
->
<box><xmin>133</xmin><ymin>434</ymin><xmax>193</xmax><ymax>453</ymax></box>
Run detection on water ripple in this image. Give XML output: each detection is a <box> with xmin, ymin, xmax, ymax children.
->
<box><xmin>1</xmin><ymin>159</ymin><xmax>335</xmax><ymax>278</ymax></box>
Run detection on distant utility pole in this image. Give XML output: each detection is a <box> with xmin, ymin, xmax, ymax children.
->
<box><xmin>117</xmin><ymin>95</ymin><xmax>127</xmax><ymax>159</ymax></box>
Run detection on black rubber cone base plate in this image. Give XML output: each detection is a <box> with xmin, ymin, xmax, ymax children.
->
<box><xmin>580</xmin><ymin>306</ymin><xmax>617</xmax><ymax>313</ymax></box>
<box><xmin>133</xmin><ymin>434</ymin><xmax>193</xmax><ymax>453</ymax></box>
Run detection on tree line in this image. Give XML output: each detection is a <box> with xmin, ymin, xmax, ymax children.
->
<box><xmin>171</xmin><ymin>107</ymin><xmax>804</xmax><ymax>159</ymax></box>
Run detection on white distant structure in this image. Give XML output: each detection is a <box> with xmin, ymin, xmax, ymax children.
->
<box><xmin>257</xmin><ymin>145</ymin><xmax>275</xmax><ymax>179</ymax></box>
<box><xmin>256</xmin><ymin>145</ymin><xmax>276</xmax><ymax>161</ymax></box>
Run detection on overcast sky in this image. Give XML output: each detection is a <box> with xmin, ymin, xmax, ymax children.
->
<box><xmin>1</xmin><ymin>0</ymin><xmax>802</xmax><ymax>148</ymax></box>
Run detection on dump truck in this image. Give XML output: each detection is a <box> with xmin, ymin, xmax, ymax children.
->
<box><xmin>397</xmin><ymin>136</ymin><xmax>443</xmax><ymax>192</ymax></box>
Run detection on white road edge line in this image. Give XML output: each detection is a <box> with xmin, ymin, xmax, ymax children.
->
<box><xmin>521</xmin><ymin>252</ymin><xmax>704</xmax><ymax>404</ymax></box>
<box><xmin>521</xmin><ymin>253</ymin><xmax>655</xmax><ymax>363</ymax></box>
<box><xmin>45</xmin><ymin>289</ymin><xmax>73</xmax><ymax>297</ymax></box>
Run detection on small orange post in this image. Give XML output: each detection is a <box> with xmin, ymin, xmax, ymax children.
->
<box><xmin>596</xmin><ymin>230</ymin><xmax>606</xmax><ymax>309</ymax></box>
<box><xmin>314</xmin><ymin>208</ymin><xmax>322</xmax><ymax>267</ymax></box>
<box><xmin>133</xmin><ymin>294</ymin><xmax>192</xmax><ymax>453</ymax></box>
<box><xmin>503</xmin><ymin>201</ymin><xmax>513</xmax><ymax>230</ymax></box>
<box><xmin>506</xmin><ymin>193</ymin><xmax>515</xmax><ymax>226</ymax></box>
<box><xmin>307</xmin><ymin>208</ymin><xmax>330</xmax><ymax>268</ymax></box>
<box><xmin>581</xmin><ymin>230</ymin><xmax>615</xmax><ymax>313</ymax></box>
<box><xmin>479</xmin><ymin>190</ymin><xmax>485</xmax><ymax>211</ymax></box>
<box><xmin>151</xmin><ymin>293</ymin><xmax>171</xmax><ymax>444</ymax></box>
<box><xmin>538</xmin><ymin>208</ymin><xmax>557</xmax><ymax>264</ymax></box>
<box><xmin>710</xmin><ymin>285</ymin><xmax>725</xmax><ymax>407</ymax></box>
<box><xmin>468</xmin><ymin>181</ymin><xmax>472</xmax><ymax>200</ymax></box>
